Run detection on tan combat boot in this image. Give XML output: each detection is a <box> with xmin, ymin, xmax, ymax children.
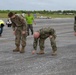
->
<box><xmin>13</xmin><ymin>46</ymin><xmax>20</xmax><ymax>52</ymax></box>
<box><xmin>37</xmin><ymin>50</ymin><xmax>45</xmax><ymax>54</ymax></box>
<box><xmin>20</xmin><ymin>46</ymin><xmax>25</xmax><ymax>53</ymax></box>
<box><xmin>51</xmin><ymin>51</ymin><xmax>57</xmax><ymax>56</ymax></box>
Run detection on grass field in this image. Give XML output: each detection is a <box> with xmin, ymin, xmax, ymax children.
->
<box><xmin>0</xmin><ymin>13</ymin><xmax>8</xmax><ymax>18</ymax></box>
<box><xmin>0</xmin><ymin>13</ymin><xmax>74</xmax><ymax>18</ymax></box>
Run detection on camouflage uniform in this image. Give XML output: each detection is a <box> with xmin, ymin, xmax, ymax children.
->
<box><xmin>74</xmin><ymin>16</ymin><xmax>76</xmax><ymax>32</ymax></box>
<box><xmin>10</xmin><ymin>15</ymin><xmax>27</xmax><ymax>48</ymax></box>
<box><xmin>33</xmin><ymin>27</ymin><xmax>57</xmax><ymax>52</ymax></box>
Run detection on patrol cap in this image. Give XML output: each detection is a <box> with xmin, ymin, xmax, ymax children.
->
<box><xmin>8</xmin><ymin>12</ymin><xmax>14</xmax><ymax>18</ymax></box>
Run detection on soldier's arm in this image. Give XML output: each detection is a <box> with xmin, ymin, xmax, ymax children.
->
<box><xmin>11</xmin><ymin>21</ymin><xmax>16</xmax><ymax>31</ymax></box>
<box><xmin>33</xmin><ymin>38</ymin><xmax>38</xmax><ymax>50</ymax></box>
<box><xmin>18</xmin><ymin>16</ymin><xmax>27</xmax><ymax>31</ymax></box>
<box><xmin>49</xmin><ymin>29</ymin><xmax>56</xmax><ymax>39</ymax></box>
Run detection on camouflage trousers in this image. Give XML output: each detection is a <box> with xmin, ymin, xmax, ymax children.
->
<box><xmin>39</xmin><ymin>35</ymin><xmax>57</xmax><ymax>51</ymax></box>
<box><xmin>15</xmin><ymin>27</ymin><xmax>26</xmax><ymax>47</ymax></box>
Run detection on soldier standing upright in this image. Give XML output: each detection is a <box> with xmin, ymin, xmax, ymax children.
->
<box><xmin>8</xmin><ymin>12</ymin><xmax>27</xmax><ymax>53</ymax></box>
<box><xmin>32</xmin><ymin>27</ymin><xmax>57</xmax><ymax>56</ymax></box>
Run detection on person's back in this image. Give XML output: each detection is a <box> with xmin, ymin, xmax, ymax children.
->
<box><xmin>38</xmin><ymin>27</ymin><xmax>55</xmax><ymax>39</ymax></box>
<box><xmin>10</xmin><ymin>15</ymin><xmax>27</xmax><ymax>27</ymax></box>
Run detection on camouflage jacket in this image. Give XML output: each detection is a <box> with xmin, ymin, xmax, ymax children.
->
<box><xmin>33</xmin><ymin>27</ymin><xmax>56</xmax><ymax>50</ymax></box>
<box><xmin>10</xmin><ymin>15</ymin><xmax>27</xmax><ymax>31</ymax></box>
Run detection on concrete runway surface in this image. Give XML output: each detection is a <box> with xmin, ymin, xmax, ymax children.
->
<box><xmin>0</xmin><ymin>18</ymin><xmax>76</xmax><ymax>75</ymax></box>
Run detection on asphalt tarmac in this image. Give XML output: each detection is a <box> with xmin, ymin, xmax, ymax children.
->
<box><xmin>0</xmin><ymin>18</ymin><xmax>76</xmax><ymax>75</ymax></box>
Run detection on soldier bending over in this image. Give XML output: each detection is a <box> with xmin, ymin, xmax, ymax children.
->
<box><xmin>32</xmin><ymin>27</ymin><xmax>57</xmax><ymax>56</ymax></box>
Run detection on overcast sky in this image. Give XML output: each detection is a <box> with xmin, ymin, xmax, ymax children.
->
<box><xmin>0</xmin><ymin>0</ymin><xmax>76</xmax><ymax>10</ymax></box>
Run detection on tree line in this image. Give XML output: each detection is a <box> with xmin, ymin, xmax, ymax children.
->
<box><xmin>0</xmin><ymin>10</ymin><xmax>76</xmax><ymax>14</ymax></box>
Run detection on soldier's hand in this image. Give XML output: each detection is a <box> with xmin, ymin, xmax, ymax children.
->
<box><xmin>22</xmin><ymin>31</ymin><xmax>25</xmax><ymax>34</ymax></box>
<box><xmin>49</xmin><ymin>35</ymin><xmax>53</xmax><ymax>38</ymax></box>
<box><xmin>74</xmin><ymin>32</ymin><xmax>76</xmax><ymax>36</ymax></box>
<box><xmin>32</xmin><ymin>50</ymin><xmax>36</xmax><ymax>54</ymax></box>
